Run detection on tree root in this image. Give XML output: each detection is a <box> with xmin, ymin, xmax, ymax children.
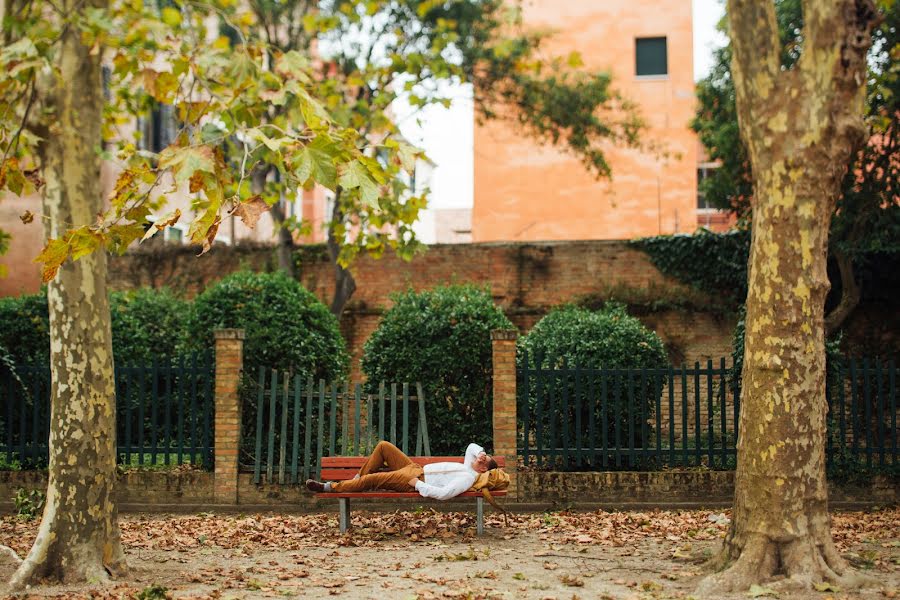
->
<box><xmin>0</xmin><ymin>546</ymin><xmax>22</xmax><ymax>567</ymax></box>
<box><xmin>695</xmin><ymin>534</ymin><xmax>875</xmax><ymax>599</ymax></box>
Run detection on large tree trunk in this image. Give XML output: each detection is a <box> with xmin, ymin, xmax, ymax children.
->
<box><xmin>698</xmin><ymin>0</ymin><xmax>878</xmax><ymax>594</ymax></box>
<box><xmin>327</xmin><ymin>189</ymin><xmax>356</xmax><ymax>316</ymax></box>
<box><xmin>269</xmin><ymin>201</ymin><xmax>296</xmax><ymax>277</ymax></box>
<box><xmin>251</xmin><ymin>165</ymin><xmax>296</xmax><ymax>277</ymax></box>
<box><xmin>9</xmin><ymin>0</ymin><xmax>127</xmax><ymax>588</ymax></box>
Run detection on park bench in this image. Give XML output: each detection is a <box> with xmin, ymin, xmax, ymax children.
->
<box><xmin>316</xmin><ymin>455</ymin><xmax>507</xmax><ymax>535</ymax></box>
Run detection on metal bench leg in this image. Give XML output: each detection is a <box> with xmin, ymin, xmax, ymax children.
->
<box><xmin>476</xmin><ymin>497</ymin><xmax>484</xmax><ymax>536</ymax></box>
<box><xmin>339</xmin><ymin>498</ymin><xmax>351</xmax><ymax>533</ymax></box>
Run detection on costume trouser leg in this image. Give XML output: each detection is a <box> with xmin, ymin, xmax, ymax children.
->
<box><xmin>330</xmin><ymin>441</ymin><xmax>423</xmax><ymax>492</ymax></box>
<box><xmin>358</xmin><ymin>441</ymin><xmax>414</xmax><ymax>475</ymax></box>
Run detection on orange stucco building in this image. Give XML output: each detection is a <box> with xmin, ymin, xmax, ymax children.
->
<box><xmin>472</xmin><ymin>0</ymin><xmax>700</xmax><ymax>241</ymax></box>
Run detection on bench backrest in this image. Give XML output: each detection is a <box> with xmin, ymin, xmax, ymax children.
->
<box><xmin>320</xmin><ymin>456</ymin><xmax>505</xmax><ymax>482</ymax></box>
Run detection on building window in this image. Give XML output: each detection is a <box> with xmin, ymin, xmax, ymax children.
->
<box><xmin>165</xmin><ymin>226</ymin><xmax>184</xmax><ymax>244</ymax></box>
<box><xmin>697</xmin><ymin>164</ymin><xmax>719</xmax><ymax>210</ymax></box>
<box><xmin>137</xmin><ymin>101</ymin><xmax>178</xmax><ymax>153</ymax></box>
<box><xmin>636</xmin><ymin>37</ymin><xmax>668</xmax><ymax>77</ymax></box>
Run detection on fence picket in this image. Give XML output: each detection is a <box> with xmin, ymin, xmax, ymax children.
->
<box><xmin>164</xmin><ymin>361</ymin><xmax>172</xmax><ymax>466</ymax></box>
<box><xmin>354</xmin><ymin>384</ymin><xmax>362</xmax><ymax>455</ymax></box>
<box><xmin>706</xmin><ymin>360</ymin><xmax>714</xmax><ymax>468</ymax></box>
<box><xmin>402</xmin><ymin>382</ymin><xmax>410</xmax><ymax>455</ymax></box>
<box><xmin>891</xmin><ymin>360</ymin><xmax>897</xmax><ymax>463</ymax></box>
<box><xmin>329</xmin><ymin>384</ymin><xmax>338</xmax><ymax>456</ymax></box>
<box><xmin>189</xmin><ymin>354</ymin><xmax>198</xmax><ymax>464</ymax></box>
<box><xmin>864</xmin><ymin>358</ymin><xmax>873</xmax><ymax>469</ymax></box>
<box><xmin>639</xmin><ymin>368</ymin><xmax>647</xmax><ymax>468</ymax></box>
<box><xmin>600</xmin><ymin>369</ymin><xmax>608</xmax><ymax>468</ymax></box>
<box><xmin>177</xmin><ymin>356</ymin><xmax>186</xmax><ymax>465</ymax></box>
<box><xmin>316</xmin><ymin>379</ymin><xmax>325</xmax><ymax>480</ymax></box>
<box><xmin>719</xmin><ymin>358</ymin><xmax>727</xmax><ymax>469</ymax></box>
<box><xmin>668</xmin><ymin>367</ymin><xmax>675</xmax><ymax>466</ymax></box>
<box><xmin>266</xmin><ymin>370</ymin><xmax>277</xmax><ymax>483</ymax></box>
<box><xmin>521</xmin><ymin>351</ymin><xmax>531</xmax><ymax>467</ymax></box>
<box><xmin>536</xmin><ymin>358</ymin><xmax>544</xmax><ymax>469</ymax></box>
<box><xmin>291</xmin><ymin>375</ymin><xmax>301</xmax><ymax>484</ymax></box>
<box><xmin>876</xmin><ymin>361</ymin><xmax>885</xmax><ymax>466</ymax></box>
<box><xmin>390</xmin><ymin>383</ymin><xmax>397</xmax><ymax>446</ymax></box>
<box><xmin>378</xmin><ymin>382</ymin><xmax>385</xmax><ymax>442</ymax></box>
<box><xmin>588</xmin><ymin>367</ymin><xmax>596</xmax><ymax>468</ymax></box>
<box><xmin>561</xmin><ymin>359</ymin><xmax>570</xmax><ymax>467</ymax></box>
<box><xmin>613</xmin><ymin>372</ymin><xmax>622</xmax><ymax>468</ymax></box>
<box><xmin>303</xmin><ymin>378</ymin><xmax>313</xmax><ymax>481</ymax></box>
<box><xmin>279</xmin><ymin>373</ymin><xmax>289</xmax><ymax>484</ymax></box>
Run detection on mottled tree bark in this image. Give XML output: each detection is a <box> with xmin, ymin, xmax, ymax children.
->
<box><xmin>8</xmin><ymin>0</ymin><xmax>127</xmax><ymax>588</ymax></box>
<box><xmin>698</xmin><ymin>0</ymin><xmax>879</xmax><ymax>594</ymax></box>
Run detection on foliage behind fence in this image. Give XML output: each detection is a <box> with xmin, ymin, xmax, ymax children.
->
<box><xmin>0</xmin><ymin>353</ymin><xmax>214</xmax><ymax>470</ymax></box>
<box><xmin>518</xmin><ymin>356</ymin><xmax>898</xmax><ymax>475</ymax></box>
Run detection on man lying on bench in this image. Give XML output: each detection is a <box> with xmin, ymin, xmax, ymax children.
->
<box><xmin>305</xmin><ymin>440</ymin><xmax>497</xmax><ymax>499</ymax></box>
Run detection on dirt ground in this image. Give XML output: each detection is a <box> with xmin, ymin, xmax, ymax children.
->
<box><xmin>0</xmin><ymin>507</ymin><xmax>896</xmax><ymax>600</ymax></box>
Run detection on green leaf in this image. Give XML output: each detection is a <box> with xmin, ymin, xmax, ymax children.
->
<box><xmin>158</xmin><ymin>146</ymin><xmax>216</xmax><ymax>185</ymax></box>
<box><xmin>160</xmin><ymin>7</ymin><xmax>182</xmax><ymax>27</ymax></box>
<box><xmin>68</xmin><ymin>229</ymin><xmax>103</xmax><ymax>261</ymax></box>
<box><xmin>0</xmin><ymin>37</ymin><xmax>38</xmax><ymax>62</ymax></box>
<box><xmin>248</xmin><ymin>128</ymin><xmax>287</xmax><ymax>152</ymax></box>
<box><xmin>339</xmin><ymin>160</ymin><xmax>380</xmax><ymax>207</ymax></box>
<box><xmin>812</xmin><ymin>582</ymin><xmax>840</xmax><ymax>593</ymax></box>
<box><xmin>294</xmin><ymin>137</ymin><xmax>337</xmax><ymax>189</ymax></box>
<box><xmin>274</xmin><ymin>51</ymin><xmax>310</xmax><ymax>79</ymax></box>
<box><xmin>33</xmin><ymin>238</ymin><xmax>70</xmax><ymax>283</ymax></box>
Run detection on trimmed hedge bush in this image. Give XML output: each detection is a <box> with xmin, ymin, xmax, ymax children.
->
<box><xmin>361</xmin><ymin>285</ymin><xmax>515</xmax><ymax>454</ymax></box>
<box><xmin>186</xmin><ymin>271</ymin><xmax>347</xmax><ymax>380</ymax></box>
<box><xmin>0</xmin><ymin>291</ymin><xmax>50</xmax><ymax>365</ymax></box>
<box><xmin>185</xmin><ymin>271</ymin><xmax>348</xmax><ymax>468</ymax></box>
<box><xmin>110</xmin><ymin>289</ymin><xmax>190</xmax><ymax>365</ymax></box>
<box><xmin>518</xmin><ymin>303</ymin><xmax>668</xmax><ymax>458</ymax></box>
<box><xmin>0</xmin><ymin>288</ymin><xmax>191</xmax><ymax>366</ymax></box>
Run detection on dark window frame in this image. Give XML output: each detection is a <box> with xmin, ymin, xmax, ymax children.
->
<box><xmin>636</xmin><ymin>36</ymin><xmax>668</xmax><ymax>77</ymax></box>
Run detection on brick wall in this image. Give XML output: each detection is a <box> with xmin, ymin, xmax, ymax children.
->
<box><xmin>108</xmin><ymin>240</ymin><xmax>737</xmax><ymax>380</ymax></box>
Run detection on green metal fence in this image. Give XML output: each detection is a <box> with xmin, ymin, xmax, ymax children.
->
<box><xmin>0</xmin><ymin>353</ymin><xmax>215</xmax><ymax>469</ymax></box>
<box><xmin>248</xmin><ymin>368</ymin><xmax>431</xmax><ymax>484</ymax></box>
<box><xmin>518</xmin><ymin>354</ymin><xmax>898</xmax><ymax>472</ymax></box>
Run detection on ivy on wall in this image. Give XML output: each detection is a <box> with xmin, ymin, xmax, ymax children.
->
<box><xmin>629</xmin><ymin>229</ymin><xmax>751</xmax><ymax>306</ymax></box>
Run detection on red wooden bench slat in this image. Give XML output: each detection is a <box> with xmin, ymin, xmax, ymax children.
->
<box><xmin>321</xmin><ymin>457</ymin><xmax>505</xmax><ymax>466</ymax></box>
<box><xmin>315</xmin><ymin>490</ymin><xmax>507</xmax><ymax>498</ymax></box>
<box><xmin>319</xmin><ymin>455</ymin><xmax>505</xmax><ymax>481</ymax></box>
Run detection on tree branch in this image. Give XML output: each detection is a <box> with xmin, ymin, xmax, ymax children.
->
<box><xmin>725</xmin><ymin>0</ymin><xmax>781</xmax><ymax>144</ymax></box>
<box><xmin>801</xmin><ymin>0</ymin><xmax>879</xmax><ymax>94</ymax></box>
<box><xmin>825</xmin><ymin>250</ymin><xmax>861</xmax><ymax>336</ymax></box>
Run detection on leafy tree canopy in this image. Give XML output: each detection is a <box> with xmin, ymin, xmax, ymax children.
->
<box><xmin>0</xmin><ymin>0</ymin><xmax>414</xmax><ymax>280</ymax></box>
<box><xmin>1</xmin><ymin>1</ymin><xmax>644</xmax><ymax>289</ymax></box>
<box><xmin>692</xmin><ymin>0</ymin><xmax>899</xmax><ymax>255</ymax></box>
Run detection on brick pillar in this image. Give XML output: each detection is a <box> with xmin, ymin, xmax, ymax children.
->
<box><xmin>491</xmin><ymin>329</ymin><xmax>518</xmax><ymax>501</ymax></box>
<box><xmin>214</xmin><ymin>329</ymin><xmax>244</xmax><ymax>505</ymax></box>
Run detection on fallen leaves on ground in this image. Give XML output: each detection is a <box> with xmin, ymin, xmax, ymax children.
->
<box><xmin>0</xmin><ymin>507</ymin><xmax>897</xmax><ymax>559</ymax></box>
